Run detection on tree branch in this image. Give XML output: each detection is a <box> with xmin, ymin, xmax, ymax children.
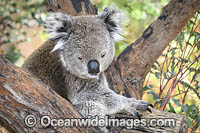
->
<box><xmin>0</xmin><ymin>55</ymin><xmax>188</xmax><ymax>132</ymax></box>
<box><xmin>46</xmin><ymin>0</ymin><xmax>97</xmax><ymax>15</ymax></box>
<box><xmin>0</xmin><ymin>55</ymin><xmax>97</xmax><ymax>133</ymax></box>
<box><xmin>106</xmin><ymin>0</ymin><xmax>200</xmax><ymax>99</ymax></box>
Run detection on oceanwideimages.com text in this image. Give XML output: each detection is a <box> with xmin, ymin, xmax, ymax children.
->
<box><xmin>25</xmin><ymin>115</ymin><xmax>176</xmax><ymax>129</ymax></box>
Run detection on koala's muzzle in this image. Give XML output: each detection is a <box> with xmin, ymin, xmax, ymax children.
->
<box><xmin>88</xmin><ymin>60</ymin><xmax>100</xmax><ymax>75</ymax></box>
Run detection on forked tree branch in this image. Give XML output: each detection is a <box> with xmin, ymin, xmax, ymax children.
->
<box><xmin>106</xmin><ymin>0</ymin><xmax>200</xmax><ymax>99</ymax></box>
<box><xmin>0</xmin><ymin>55</ymin><xmax>188</xmax><ymax>133</ymax></box>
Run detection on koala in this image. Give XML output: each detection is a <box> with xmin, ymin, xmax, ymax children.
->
<box><xmin>23</xmin><ymin>7</ymin><xmax>152</xmax><ymax>128</ymax></box>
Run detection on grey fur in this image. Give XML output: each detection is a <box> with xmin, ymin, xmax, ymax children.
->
<box><xmin>23</xmin><ymin>7</ymin><xmax>152</xmax><ymax>128</ymax></box>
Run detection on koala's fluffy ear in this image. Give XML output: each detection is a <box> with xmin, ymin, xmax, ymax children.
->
<box><xmin>44</xmin><ymin>12</ymin><xmax>72</xmax><ymax>52</ymax></box>
<box><xmin>99</xmin><ymin>7</ymin><xmax>124</xmax><ymax>42</ymax></box>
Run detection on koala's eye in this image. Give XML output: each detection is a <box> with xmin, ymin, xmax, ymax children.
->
<box><xmin>101</xmin><ymin>52</ymin><xmax>106</xmax><ymax>58</ymax></box>
<box><xmin>78</xmin><ymin>57</ymin><xmax>83</xmax><ymax>60</ymax></box>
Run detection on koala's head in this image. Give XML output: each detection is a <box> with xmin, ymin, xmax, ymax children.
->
<box><xmin>45</xmin><ymin>7</ymin><xmax>124</xmax><ymax>79</ymax></box>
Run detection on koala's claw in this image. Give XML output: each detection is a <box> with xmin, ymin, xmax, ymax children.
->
<box><xmin>147</xmin><ymin>108</ymin><xmax>152</xmax><ymax>113</ymax></box>
<box><xmin>149</xmin><ymin>104</ymin><xmax>154</xmax><ymax>108</ymax></box>
<box><xmin>135</xmin><ymin>112</ymin><xmax>142</xmax><ymax>120</ymax></box>
<box><xmin>147</xmin><ymin>103</ymin><xmax>153</xmax><ymax>113</ymax></box>
<box><xmin>129</xmin><ymin>99</ymin><xmax>153</xmax><ymax>114</ymax></box>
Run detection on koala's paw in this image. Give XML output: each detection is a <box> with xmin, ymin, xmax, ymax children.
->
<box><xmin>135</xmin><ymin>100</ymin><xmax>153</xmax><ymax>112</ymax></box>
<box><xmin>126</xmin><ymin>99</ymin><xmax>153</xmax><ymax>119</ymax></box>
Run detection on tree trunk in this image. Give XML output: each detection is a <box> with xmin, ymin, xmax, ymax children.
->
<box><xmin>1</xmin><ymin>0</ymin><xmax>200</xmax><ymax>132</ymax></box>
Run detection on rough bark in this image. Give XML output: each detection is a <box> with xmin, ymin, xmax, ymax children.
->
<box><xmin>46</xmin><ymin>0</ymin><xmax>97</xmax><ymax>15</ymax></box>
<box><xmin>0</xmin><ymin>55</ymin><xmax>97</xmax><ymax>133</ymax></box>
<box><xmin>117</xmin><ymin>108</ymin><xmax>188</xmax><ymax>133</ymax></box>
<box><xmin>1</xmin><ymin>0</ymin><xmax>200</xmax><ymax>132</ymax></box>
<box><xmin>0</xmin><ymin>55</ymin><xmax>188</xmax><ymax>133</ymax></box>
<box><xmin>106</xmin><ymin>0</ymin><xmax>200</xmax><ymax>99</ymax></box>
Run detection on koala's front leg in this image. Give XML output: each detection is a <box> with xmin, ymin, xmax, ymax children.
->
<box><xmin>124</xmin><ymin>98</ymin><xmax>153</xmax><ymax>119</ymax></box>
<box><xmin>102</xmin><ymin>90</ymin><xmax>153</xmax><ymax>119</ymax></box>
<box><xmin>74</xmin><ymin>101</ymin><xmax>107</xmax><ymax>118</ymax></box>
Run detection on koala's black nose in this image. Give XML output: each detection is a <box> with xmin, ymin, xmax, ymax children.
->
<box><xmin>88</xmin><ymin>60</ymin><xmax>100</xmax><ymax>75</ymax></box>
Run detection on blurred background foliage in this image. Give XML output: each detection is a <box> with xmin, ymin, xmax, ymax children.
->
<box><xmin>0</xmin><ymin>0</ymin><xmax>47</xmax><ymax>64</ymax></box>
<box><xmin>0</xmin><ymin>0</ymin><xmax>199</xmax><ymax>132</ymax></box>
<box><xmin>92</xmin><ymin>0</ymin><xmax>169</xmax><ymax>55</ymax></box>
<box><xmin>143</xmin><ymin>12</ymin><xmax>200</xmax><ymax>132</ymax></box>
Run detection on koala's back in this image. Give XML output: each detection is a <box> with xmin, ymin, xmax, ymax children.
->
<box><xmin>22</xmin><ymin>41</ymin><xmax>68</xmax><ymax>97</ymax></box>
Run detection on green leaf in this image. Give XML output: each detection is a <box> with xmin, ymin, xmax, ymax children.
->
<box><xmin>155</xmin><ymin>72</ymin><xmax>161</xmax><ymax>79</ymax></box>
<box><xmin>164</xmin><ymin>72</ymin><xmax>168</xmax><ymax>79</ymax></box>
<box><xmin>168</xmin><ymin>102</ymin><xmax>176</xmax><ymax>113</ymax></box>
<box><xmin>197</xmin><ymin>41</ymin><xmax>200</xmax><ymax>50</ymax></box>
<box><xmin>142</xmin><ymin>85</ymin><xmax>153</xmax><ymax>91</ymax></box>
<box><xmin>186</xmin><ymin>115</ymin><xmax>193</xmax><ymax>128</ymax></box>
<box><xmin>172</xmin><ymin>98</ymin><xmax>182</xmax><ymax>107</ymax></box>
<box><xmin>180</xmin><ymin>81</ymin><xmax>193</xmax><ymax>89</ymax></box>
<box><xmin>5</xmin><ymin>45</ymin><xmax>22</xmax><ymax>63</ymax></box>
<box><xmin>147</xmin><ymin>89</ymin><xmax>161</xmax><ymax>100</ymax></box>
<box><xmin>192</xmin><ymin>117</ymin><xmax>200</xmax><ymax>131</ymax></box>
<box><xmin>152</xmin><ymin>64</ymin><xmax>158</xmax><ymax>70</ymax></box>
